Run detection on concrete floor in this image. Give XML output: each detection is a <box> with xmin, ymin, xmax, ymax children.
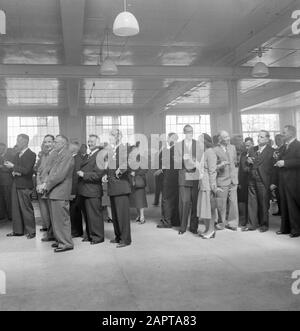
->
<box><xmin>0</xmin><ymin>195</ymin><xmax>300</xmax><ymax>311</ymax></box>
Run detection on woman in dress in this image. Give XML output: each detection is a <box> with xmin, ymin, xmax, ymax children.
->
<box><xmin>129</xmin><ymin>144</ymin><xmax>148</xmax><ymax>224</ymax></box>
<box><xmin>197</xmin><ymin>133</ymin><xmax>218</xmax><ymax>239</ymax></box>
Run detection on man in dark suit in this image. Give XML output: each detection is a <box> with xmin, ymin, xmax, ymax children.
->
<box><xmin>42</xmin><ymin>135</ymin><xmax>75</xmax><ymax>252</ymax></box>
<box><xmin>0</xmin><ymin>143</ymin><xmax>14</xmax><ymax>221</ymax></box>
<box><xmin>243</xmin><ymin>131</ymin><xmax>274</xmax><ymax>232</ymax></box>
<box><xmin>105</xmin><ymin>129</ymin><xmax>132</xmax><ymax>248</ymax></box>
<box><xmin>69</xmin><ymin>142</ymin><xmax>85</xmax><ymax>238</ymax></box>
<box><xmin>157</xmin><ymin>133</ymin><xmax>180</xmax><ymax>228</ymax></box>
<box><xmin>5</xmin><ymin>134</ymin><xmax>36</xmax><ymax>239</ymax></box>
<box><xmin>77</xmin><ymin>135</ymin><xmax>105</xmax><ymax>245</ymax></box>
<box><xmin>272</xmin><ymin>125</ymin><xmax>300</xmax><ymax>238</ymax></box>
<box><xmin>175</xmin><ymin>125</ymin><xmax>199</xmax><ymax>235</ymax></box>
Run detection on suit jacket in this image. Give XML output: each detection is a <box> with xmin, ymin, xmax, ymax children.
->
<box><xmin>214</xmin><ymin>144</ymin><xmax>238</xmax><ymax>187</ymax></box>
<box><xmin>0</xmin><ymin>149</ymin><xmax>15</xmax><ymax>186</ymax></box>
<box><xmin>175</xmin><ymin>139</ymin><xmax>199</xmax><ymax>187</ymax></box>
<box><xmin>46</xmin><ymin>148</ymin><xmax>75</xmax><ymax>200</ymax></box>
<box><xmin>275</xmin><ymin>140</ymin><xmax>300</xmax><ymax>199</ymax></box>
<box><xmin>248</xmin><ymin>145</ymin><xmax>275</xmax><ymax>189</ymax></box>
<box><xmin>77</xmin><ymin>149</ymin><xmax>105</xmax><ymax>198</ymax></box>
<box><xmin>199</xmin><ymin>148</ymin><xmax>217</xmax><ymax>192</ymax></box>
<box><xmin>12</xmin><ymin>149</ymin><xmax>36</xmax><ymax>189</ymax></box>
<box><xmin>36</xmin><ymin>150</ymin><xmax>58</xmax><ymax>187</ymax></box>
<box><xmin>107</xmin><ymin>144</ymin><xmax>131</xmax><ymax>197</ymax></box>
<box><xmin>71</xmin><ymin>154</ymin><xmax>85</xmax><ymax>195</ymax></box>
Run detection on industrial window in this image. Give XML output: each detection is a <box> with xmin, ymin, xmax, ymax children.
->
<box><xmin>241</xmin><ymin>114</ymin><xmax>280</xmax><ymax>141</ymax></box>
<box><xmin>7</xmin><ymin>116</ymin><xmax>60</xmax><ymax>154</ymax></box>
<box><xmin>165</xmin><ymin>115</ymin><xmax>211</xmax><ymax>140</ymax></box>
<box><xmin>86</xmin><ymin>115</ymin><xmax>135</xmax><ymax>144</ymax></box>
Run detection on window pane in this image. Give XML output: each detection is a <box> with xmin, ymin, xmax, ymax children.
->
<box><xmin>165</xmin><ymin>115</ymin><xmax>211</xmax><ymax>140</ymax></box>
<box><xmin>7</xmin><ymin>116</ymin><xmax>60</xmax><ymax>154</ymax></box>
<box><xmin>241</xmin><ymin>114</ymin><xmax>280</xmax><ymax>141</ymax></box>
<box><xmin>86</xmin><ymin>115</ymin><xmax>135</xmax><ymax>145</ymax></box>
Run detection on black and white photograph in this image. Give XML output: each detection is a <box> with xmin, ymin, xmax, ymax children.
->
<box><xmin>0</xmin><ymin>0</ymin><xmax>300</xmax><ymax>315</ymax></box>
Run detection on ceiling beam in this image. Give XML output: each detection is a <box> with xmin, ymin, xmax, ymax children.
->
<box><xmin>60</xmin><ymin>0</ymin><xmax>85</xmax><ymax>116</ymax></box>
<box><xmin>241</xmin><ymin>82</ymin><xmax>300</xmax><ymax>110</ymax></box>
<box><xmin>2</xmin><ymin>64</ymin><xmax>300</xmax><ymax>80</ymax></box>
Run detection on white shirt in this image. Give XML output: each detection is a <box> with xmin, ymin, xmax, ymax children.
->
<box><xmin>19</xmin><ymin>147</ymin><xmax>29</xmax><ymax>158</ymax></box>
<box><xmin>258</xmin><ymin>144</ymin><xmax>267</xmax><ymax>154</ymax></box>
<box><xmin>88</xmin><ymin>148</ymin><xmax>99</xmax><ymax>158</ymax></box>
<box><xmin>286</xmin><ymin>138</ymin><xmax>296</xmax><ymax>149</ymax></box>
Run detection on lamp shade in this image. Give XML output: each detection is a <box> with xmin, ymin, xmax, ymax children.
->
<box><xmin>113</xmin><ymin>11</ymin><xmax>139</xmax><ymax>37</ymax></box>
<box><xmin>251</xmin><ymin>61</ymin><xmax>269</xmax><ymax>78</ymax></box>
<box><xmin>0</xmin><ymin>10</ymin><xmax>6</xmax><ymax>35</ymax></box>
<box><xmin>100</xmin><ymin>57</ymin><xmax>118</xmax><ymax>75</ymax></box>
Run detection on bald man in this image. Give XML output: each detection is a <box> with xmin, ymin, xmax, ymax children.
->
<box><xmin>214</xmin><ymin>131</ymin><xmax>239</xmax><ymax>231</ymax></box>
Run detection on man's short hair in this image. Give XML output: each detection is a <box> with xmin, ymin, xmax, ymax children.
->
<box><xmin>260</xmin><ymin>130</ymin><xmax>270</xmax><ymax>138</ymax></box>
<box><xmin>245</xmin><ymin>137</ymin><xmax>254</xmax><ymax>144</ymax></box>
<box><xmin>183</xmin><ymin>125</ymin><xmax>193</xmax><ymax>133</ymax></box>
<box><xmin>56</xmin><ymin>134</ymin><xmax>69</xmax><ymax>143</ymax></box>
<box><xmin>89</xmin><ymin>134</ymin><xmax>99</xmax><ymax>140</ymax></box>
<box><xmin>284</xmin><ymin>125</ymin><xmax>297</xmax><ymax>137</ymax></box>
<box><xmin>17</xmin><ymin>134</ymin><xmax>29</xmax><ymax>143</ymax></box>
<box><xmin>44</xmin><ymin>134</ymin><xmax>55</xmax><ymax>141</ymax></box>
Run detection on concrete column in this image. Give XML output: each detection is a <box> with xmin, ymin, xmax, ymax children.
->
<box><xmin>0</xmin><ymin>112</ymin><xmax>7</xmax><ymax>144</ymax></box>
<box><xmin>279</xmin><ymin>108</ymin><xmax>295</xmax><ymax>131</ymax></box>
<box><xmin>227</xmin><ymin>80</ymin><xmax>242</xmax><ymax>135</ymax></box>
<box><xmin>59</xmin><ymin>112</ymin><xmax>86</xmax><ymax>144</ymax></box>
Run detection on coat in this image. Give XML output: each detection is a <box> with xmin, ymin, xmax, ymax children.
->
<box><xmin>12</xmin><ymin>149</ymin><xmax>36</xmax><ymax>190</ymax></box>
<box><xmin>199</xmin><ymin>148</ymin><xmax>217</xmax><ymax>192</ymax></box>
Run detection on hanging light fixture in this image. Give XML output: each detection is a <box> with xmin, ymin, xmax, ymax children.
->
<box><xmin>0</xmin><ymin>9</ymin><xmax>6</xmax><ymax>35</ymax></box>
<box><xmin>251</xmin><ymin>48</ymin><xmax>269</xmax><ymax>78</ymax></box>
<box><xmin>113</xmin><ymin>0</ymin><xmax>140</xmax><ymax>37</ymax></box>
<box><xmin>100</xmin><ymin>29</ymin><xmax>118</xmax><ymax>76</ymax></box>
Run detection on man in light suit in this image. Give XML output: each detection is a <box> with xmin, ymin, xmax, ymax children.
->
<box><xmin>77</xmin><ymin>135</ymin><xmax>105</xmax><ymax>245</ymax></box>
<box><xmin>41</xmin><ymin>135</ymin><xmax>75</xmax><ymax>252</ymax></box>
<box><xmin>5</xmin><ymin>134</ymin><xmax>36</xmax><ymax>238</ymax></box>
<box><xmin>175</xmin><ymin>125</ymin><xmax>199</xmax><ymax>235</ymax></box>
<box><xmin>214</xmin><ymin>130</ymin><xmax>239</xmax><ymax>231</ymax></box>
<box><xmin>36</xmin><ymin>134</ymin><xmax>58</xmax><ymax>242</ymax></box>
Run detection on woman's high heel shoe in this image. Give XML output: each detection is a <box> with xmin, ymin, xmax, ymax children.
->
<box><xmin>135</xmin><ymin>217</ymin><xmax>140</xmax><ymax>223</ymax></box>
<box><xmin>201</xmin><ymin>231</ymin><xmax>216</xmax><ymax>239</ymax></box>
<box><xmin>138</xmin><ymin>218</ymin><xmax>146</xmax><ymax>225</ymax></box>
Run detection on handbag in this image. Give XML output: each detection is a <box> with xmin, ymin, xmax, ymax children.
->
<box><xmin>134</xmin><ymin>175</ymin><xmax>146</xmax><ymax>189</ymax></box>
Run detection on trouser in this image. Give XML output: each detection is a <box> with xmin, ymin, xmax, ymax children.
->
<box><xmin>80</xmin><ymin>196</ymin><xmax>104</xmax><ymax>242</ymax></box>
<box><xmin>11</xmin><ymin>183</ymin><xmax>35</xmax><ymax>235</ymax></box>
<box><xmin>0</xmin><ymin>185</ymin><xmax>12</xmax><ymax>220</ymax></box>
<box><xmin>248</xmin><ymin>179</ymin><xmax>270</xmax><ymax>229</ymax></box>
<box><xmin>48</xmin><ymin>199</ymin><xmax>73</xmax><ymax>249</ymax></box>
<box><xmin>178</xmin><ymin>185</ymin><xmax>199</xmax><ymax>233</ymax></box>
<box><xmin>70</xmin><ymin>196</ymin><xmax>83</xmax><ymax>237</ymax></box>
<box><xmin>215</xmin><ymin>184</ymin><xmax>239</xmax><ymax>228</ymax></box>
<box><xmin>161</xmin><ymin>178</ymin><xmax>180</xmax><ymax>226</ymax></box>
<box><xmin>110</xmin><ymin>195</ymin><xmax>131</xmax><ymax>245</ymax></box>
<box><xmin>154</xmin><ymin>174</ymin><xmax>163</xmax><ymax>205</ymax></box>
<box><xmin>279</xmin><ymin>183</ymin><xmax>300</xmax><ymax>235</ymax></box>
<box><xmin>38</xmin><ymin>195</ymin><xmax>54</xmax><ymax>239</ymax></box>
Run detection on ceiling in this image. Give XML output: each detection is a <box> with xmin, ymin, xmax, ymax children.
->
<box><xmin>0</xmin><ymin>0</ymin><xmax>300</xmax><ymax>112</ymax></box>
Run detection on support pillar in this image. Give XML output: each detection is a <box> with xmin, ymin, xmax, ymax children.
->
<box><xmin>227</xmin><ymin>80</ymin><xmax>242</xmax><ymax>135</ymax></box>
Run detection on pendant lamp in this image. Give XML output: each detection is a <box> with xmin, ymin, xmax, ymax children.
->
<box><xmin>113</xmin><ymin>0</ymin><xmax>139</xmax><ymax>37</ymax></box>
<box><xmin>0</xmin><ymin>10</ymin><xmax>6</xmax><ymax>35</ymax></box>
<box><xmin>100</xmin><ymin>30</ymin><xmax>118</xmax><ymax>76</ymax></box>
<box><xmin>251</xmin><ymin>48</ymin><xmax>269</xmax><ymax>78</ymax></box>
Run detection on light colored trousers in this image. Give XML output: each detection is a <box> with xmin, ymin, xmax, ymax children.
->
<box><xmin>48</xmin><ymin>200</ymin><xmax>73</xmax><ymax>249</ymax></box>
<box><xmin>215</xmin><ymin>184</ymin><xmax>239</xmax><ymax>228</ymax></box>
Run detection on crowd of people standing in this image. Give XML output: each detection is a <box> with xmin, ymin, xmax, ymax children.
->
<box><xmin>0</xmin><ymin>124</ymin><xmax>300</xmax><ymax>253</ymax></box>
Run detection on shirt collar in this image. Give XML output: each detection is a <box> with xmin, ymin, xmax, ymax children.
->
<box><xmin>19</xmin><ymin>147</ymin><xmax>29</xmax><ymax>157</ymax></box>
<box><xmin>89</xmin><ymin>148</ymin><xmax>99</xmax><ymax>157</ymax></box>
<box><xmin>286</xmin><ymin>138</ymin><xmax>296</xmax><ymax>147</ymax></box>
<box><xmin>258</xmin><ymin>144</ymin><xmax>267</xmax><ymax>153</ymax></box>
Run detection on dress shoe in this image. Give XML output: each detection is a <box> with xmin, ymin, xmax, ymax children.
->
<box><xmin>259</xmin><ymin>227</ymin><xmax>269</xmax><ymax>233</ymax></box>
<box><xmin>201</xmin><ymin>231</ymin><xmax>216</xmax><ymax>239</ymax></box>
<box><xmin>178</xmin><ymin>231</ymin><xmax>185</xmax><ymax>235</ymax></box>
<box><xmin>189</xmin><ymin>229</ymin><xmax>198</xmax><ymax>235</ymax></box>
<box><xmin>26</xmin><ymin>234</ymin><xmax>36</xmax><ymax>239</ymax></box>
<box><xmin>242</xmin><ymin>227</ymin><xmax>256</xmax><ymax>232</ymax></box>
<box><xmin>116</xmin><ymin>243</ymin><xmax>130</xmax><ymax>248</ymax></box>
<box><xmin>290</xmin><ymin>233</ymin><xmax>300</xmax><ymax>238</ymax></box>
<box><xmin>40</xmin><ymin>228</ymin><xmax>48</xmax><ymax>232</ymax></box>
<box><xmin>41</xmin><ymin>237</ymin><xmax>55</xmax><ymax>242</ymax></box>
<box><xmin>215</xmin><ymin>224</ymin><xmax>225</xmax><ymax>231</ymax></box>
<box><xmin>51</xmin><ymin>242</ymin><xmax>59</xmax><ymax>248</ymax></box>
<box><xmin>6</xmin><ymin>232</ymin><xmax>23</xmax><ymax>237</ymax></box>
<box><xmin>110</xmin><ymin>239</ymin><xmax>120</xmax><ymax>244</ymax></box>
<box><xmin>82</xmin><ymin>238</ymin><xmax>90</xmax><ymax>242</ymax></box>
<box><xmin>157</xmin><ymin>224</ymin><xmax>172</xmax><ymax>229</ymax></box>
<box><xmin>276</xmin><ymin>231</ymin><xmax>289</xmax><ymax>235</ymax></box>
<box><xmin>54</xmin><ymin>247</ymin><xmax>74</xmax><ymax>253</ymax></box>
<box><xmin>137</xmin><ymin>218</ymin><xmax>146</xmax><ymax>225</ymax></box>
<box><xmin>90</xmin><ymin>240</ymin><xmax>104</xmax><ymax>245</ymax></box>
<box><xmin>225</xmin><ymin>225</ymin><xmax>237</xmax><ymax>231</ymax></box>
